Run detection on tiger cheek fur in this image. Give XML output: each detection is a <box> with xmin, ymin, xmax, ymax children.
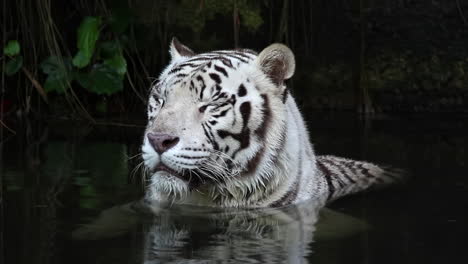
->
<box><xmin>141</xmin><ymin>38</ymin><xmax>404</xmax><ymax>208</ymax></box>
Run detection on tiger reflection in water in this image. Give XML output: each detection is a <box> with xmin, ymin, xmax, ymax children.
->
<box><xmin>73</xmin><ymin>199</ymin><xmax>366</xmax><ymax>264</ymax></box>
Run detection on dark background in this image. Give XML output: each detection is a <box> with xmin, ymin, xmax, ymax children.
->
<box><xmin>2</xmin><ymin>1</ymin><xmax>468</xmax><ymax>263</ymax></box>
<box><xmin>2</xmin><ymin>0</ymin><xmax>468</xmax><ymax>121</ymax></box>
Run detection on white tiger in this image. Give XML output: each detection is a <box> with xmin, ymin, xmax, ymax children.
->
<box><xmin>141</xmin><ymin>38</ymin><xmax>402</xmax><ymax>209</ymax></box>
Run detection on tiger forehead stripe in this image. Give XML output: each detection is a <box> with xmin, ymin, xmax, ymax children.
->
<box><xmin>179</xmin><ymin>51</ymin><xmax>255</xmax><ymax>68</ymax></box>
<box><xmin>209</xmin><ymin>73</ymin><xmax>221</xmax><ymax>84</ymax></box>
<box><xmin>196</xmin><ymin>75</ymin><xmax>206</xmax><ymax>100</ymax></box>
<box><xmin>214</xmin><ymin>65</ymin><xmax>228</xmax><ymax>77</ymax></box>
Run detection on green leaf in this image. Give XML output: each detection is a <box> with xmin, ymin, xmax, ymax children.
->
<box><xmin>40</xmin><ymin>56</ymin><xmax>71</xmax><ymax>74</ymax></box>
<box><xmin>77</xmin><ymin>64</ymin><xmax>123</xmax><ymax>95</ymax></box>
<box><xmin>100</xmin><ymin>41</ymin><xmax>121</xmax><ymax>59</ymax></box>
<box><xmin>40</xmin><ymin>56</ymin><xmax>73</xmax><ymax>93</ymax></box>
<box><xmin>72</xmin><ymin>16</ymin><xmax>102</xmax><ymax>68</ymax></box>
<box><xmin>104</xmin><ymin>54</ymin><xmax>127</xmax><ymax>75</ymax></box>
<box><xmin>72</xmin><ymin>50</ymin><xmax>90</xmax><ymax>68</ymax></box>
<box><xmin>4</xmin><ymin>40</ymin><xmax>21</xmax><ymax>56</ymax></box>
<box><xmin>5</xmin><ymin>56</ymin><xmax>23</xmax><ymax>75</ymax></box>
<box><xmin>43</xmin><ymin>76</ymin><xmax>69</xmax><ymax>93</ymax></box>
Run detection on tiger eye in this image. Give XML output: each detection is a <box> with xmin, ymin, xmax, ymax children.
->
<box><xmin>199</xmin><ymin>105</ymin><xmax>208</xmax><ymax>113</ymax></box>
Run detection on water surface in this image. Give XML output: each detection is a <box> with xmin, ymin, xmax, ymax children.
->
<box><xmin>2</xmin><ymin>114</ymin><xmax>468</xmax><ymax>263</ymax></box>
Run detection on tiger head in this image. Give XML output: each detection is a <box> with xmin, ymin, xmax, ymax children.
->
<box><xmin>142</xmin><ymin>38</ymin><xmax>295</xmax><ymax>202</ymax></box>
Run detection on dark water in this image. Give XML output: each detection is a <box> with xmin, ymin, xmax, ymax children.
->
<box><xmin>2</xmin><ymin>113</ymin><xmax>468</xmax><ymax>264</ymax></box>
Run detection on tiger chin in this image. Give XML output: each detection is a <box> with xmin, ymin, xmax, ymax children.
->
<box><xmin>141</xmin><ymin>38</ymin><xmax>404</xmax><ymax>208</ymax></box>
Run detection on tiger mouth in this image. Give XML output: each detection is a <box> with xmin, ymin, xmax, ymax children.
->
<box><xmin>153</xmin><ymin>164</ymin><xmax>188</xmax><ymax>181</ymax></box>
<box><xmin>152</xmin><ymin>164</ymin><xmax>205</xmax><ymax>189</ymax></box>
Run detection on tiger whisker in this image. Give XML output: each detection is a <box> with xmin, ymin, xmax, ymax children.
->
<box><xmin>127</xmin><ymin>152</ymin><xmax>143</xmax><ymax>161</ymax></box>
<box><xmin>130</xmin><ymin>160</ymin><xmax>146</xmax><ymax>181</ymax></box>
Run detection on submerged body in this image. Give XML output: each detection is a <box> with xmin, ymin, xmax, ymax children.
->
<box><xmin>141</xmin><ymin>39</ymin><xmax>401</xmax><ymax>208</ymax></box>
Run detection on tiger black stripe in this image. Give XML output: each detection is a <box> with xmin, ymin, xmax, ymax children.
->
<box><xmin>212</xmin><ymin>108</ymin><xmax>229</xmax><ymax>118</ymax></box>
<box><xmin>189</xmin><ymin>80</ymin><xmax>195</xmax><ymax>92</ymax></box>
<box><xmin>245</xmin><ymin>123</ymin><xmax>286</xmax><ymax>176</ymax></box>
<box><xmin>322</xmin><ymin>159</ymin><xmax>354</xmax><ymax>186</ymax></box>
<box><xmin>210</xmin><ymin>87</ymin><xmax>221</xmax><ymax>98</ymax></box>
<box><xmin>214</xmin><ymin>65</ymin><xmax>228</xmax><ymax>77</ymax></box>
<box><xmin>201</xmin><ymin>123</ymin><xmax>219</xmax><ymax>151</ymax></box>
<box><xmin>355</xmin><ymin>163</ymin><xmax>372</xmax><ymax>178</ymax></box>
<box><xmin>168</xmin><ymin>63</ymin><xmax>198</xmax><ymax>74</ymax></box>
<box><xmin>174</xmin><ymin>73</ymin><xmax>187</xmax><ymax>79</ymax></box>
<box><xmin>194</xmin><ymin>56</ymin><xmax>232</xmax><ymax>66</ymax></box>
<box><xmin>187</xmin><ymin>56</ymin><xmax>217</xmax><ymax>63</ymax></box>
<box><xmin>270</xmin><ymin>152</ymin><xmax>302</xmax><ymax>207</ymax></box>
<box><xmin>239</xmin><ymin>102</ymin><xmax>251</xmax><ymax>128</ymax></box>
<box><xmin>340</xmin><ymin>160</ymin><xmax>360</xmax><ymax>183</ymax></box>
<box><xmin>211</xmin><ymin>50</ymin><xmax>253</xmax><ymax>59</ymax></box>
<box><xmin>211</xmin><ymin>102</ymin><xmax>230</xmax><ymax>112</ymax></box>
<box><xmin>316</xmin><ymin>160</ymin><xmax>335</xmax><ymax>200</ymax></box>
<box><xmin>217</xmin><ymin>102</ymin><xmax>251</xmax><ymax>158</ymax></box>
<box><xmin>220</xmin><ymin>58</ymin><xmax>233</xmax><ymax>68</ymax></box>
<box><xmin>330</xmin><ymin>162</ymin><xmax>357</xmax><ymax>185</ymax></box>
<box><xmin>270</xmin><ymin>179</ymin><xmax>299</xmax><ymax>208</ymax></box>
<box><xmin>244</xmin><ymin>94</ymin><xmax>269</xmax><ymax>174</ymax></box>
<box><xmin>230</xmin><ymin>51</ymin><xmax>254</xmax><ymax>59</ymax></box>
<box><xmin>238</xmin><ymin>84</ymin><xmax>247</xmax><ymax>97</ymax></box>
<box><xmin>281</xmin><ymin>89</ymin><xmax>288</xmax><ymax>103</ymax></box>
<box><xmin>196</xmin><ymin>75</ymin><xmax>206</xmax><ymax>100</ymax></box>
<box><xmin>209</xmin><ymin>73</ymin><xmax>221</xmax><ymax>84</ymax></box>
<box><xmin>245</xmin><ymin>146</ymin><xmax>265</xmax><ymax>174</ymax></box>
<box><xmin>216</xmin><ymin>53</ymin><xmax>249</xmax><ymax>63</ymax></box>
<box><xmin>212</xmin><ymin>92</ymin><xmax>228</xmax><ymax>102</ymax></box>
<box><xmin>254</xmin><ymin>94</ymin><xmax>271</xmax><ymax>138</ymax></box>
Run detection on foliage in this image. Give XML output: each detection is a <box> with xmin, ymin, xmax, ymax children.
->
<box><xmin>2</xmin><ymin>0</ymin><xmax>268</xmax><ymax>115</ymax></box>
<box><xmin>3</xmin><ymin>40</ymin><xmax>23</xmax><ymax>75</ymax></box>
<box><xmin>72</xmin><ymin>17</ymin><xmax>102</xmax><ymax>68</ymax></box>
<box><xmin>76</xmin><ymin>64</ymin><xmax>123</xmax><ymax>95</ymax></box>
<box><xmin>367</xmin><ymin>51</ymin><xmax>468</xmax><ymax>92</ymax></box>
<box><xmin>5</xmin><ymin>0</ymin><xmax>468</xmax><ymax>115</ymax></box>
<box><xmin>4</xmin><ymin>40</ymin><xmax>21</xmax><ymax>56</ymax></box>
<box><xmin>38</xmin><ymin>15</ymin><xmax>128</xmax><ymax>95</ymax></box>
<box><xmin>5</xmin><ymin>56</ymin><xmax>23</xmax><ymax>76</ymax></box>
<box><xmin>5</xmin><ymin>14</ymin><xmax>127</xmax><ymax>97</ymax></box>
<box><xmin>40</xmin><ymin>56</ymin><xmax>73</xmax><ymax>93</ymax></box>
<box><xmin>173</xmin><ymin>0</ymin><xmax>263</xmax><ymax>33</ymax></box>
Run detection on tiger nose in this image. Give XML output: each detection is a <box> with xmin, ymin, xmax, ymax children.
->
<box><xmin>147</xmin><ymin>133</ymin><xmax>180</xmax><ymax>154</ymax></box>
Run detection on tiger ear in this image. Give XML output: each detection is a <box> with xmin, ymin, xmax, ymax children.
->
<box><xmin>256</xmin><ymin>44</ymin><xmax>295</xmax><ymax>86</ymax></box>
<box><xmin>169</xmin><ymin>37</ymin><xmax>195</xmax><ymax>60</ymax></box>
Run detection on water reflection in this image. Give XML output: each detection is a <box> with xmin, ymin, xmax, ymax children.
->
<box><xmin>3</xmin><ymin>115</ymin><xmax>468</xmax><ymax>264</ymax></box>
<box><xmin>73</xmin><ymin>200</ymin><xmax>367</xmax><ymax>263</ymax></box>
